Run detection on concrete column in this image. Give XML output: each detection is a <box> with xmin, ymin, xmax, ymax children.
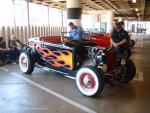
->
<box><xmin>124</xmin><ymin>20</ymin><xmax>129</xmax><ymax>31</ymax></box>
<box><xmin>106</xmin><ymin>10</ymin><xmax>114</xmax><ymax>33</ymax></box>
<box><xmin>93</xmin><ymin>14</ymin><xmax>100</xmax><ymax>25</ymax></box>
<box><xmin>67</xmin><ymin>0</ymin><xmax>82</xmax><ymax>26</ymax></box>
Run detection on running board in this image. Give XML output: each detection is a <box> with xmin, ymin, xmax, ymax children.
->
<box><xmin>36</xmin><ymin>64</ymin><xmax>76</xmax><ymax>80</ymax></box>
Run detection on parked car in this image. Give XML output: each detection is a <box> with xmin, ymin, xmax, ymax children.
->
<box><xmin>19</xmin><ymin>33</ymin><xmax>136</xmax><ymax>97</ymax></box>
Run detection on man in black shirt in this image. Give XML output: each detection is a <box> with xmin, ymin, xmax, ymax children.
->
<box><xmin>111</xmin><ymin>22</ymin><xmax>128</xmax><ymax>48</ymax></box>
<box><xmin>111</xmin><ymin>22</ymin><xmax>129</xmax><ymax>59</ymax></box>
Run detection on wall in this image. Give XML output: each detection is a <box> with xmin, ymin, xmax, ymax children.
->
<box><xmin>0</xmin><ymin>26</ymin><xmax>67</xmax><ymax>47</ymax></box>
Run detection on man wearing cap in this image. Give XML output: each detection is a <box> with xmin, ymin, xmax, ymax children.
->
<box><xmin>111</xmin><ymin>22</ymin><xmax>129</xmax><ymax>59</ymax></box>
<box><xmin>111</xmin><ymin>22</ymin><xmax>128</xmax><ymax>48</ymax></box>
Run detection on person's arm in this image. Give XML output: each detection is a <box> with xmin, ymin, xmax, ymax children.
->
<box><xmin>110</xmin><ymin>29</ymin><xmax>114</xmax><ymax>43</ymax></box>
<box><xmin>64</xmin><ymin>37</ymin><xmax>72</xmax><ymax>42</ymax></box>
<box><xmin>110</xmin><ymin>31</ymin><xmax>116</xmax><ymax>47</ymax></box>
<box><xmin>110</xmin><ymin>37</ymin><xmax>117</xmax><ymax>47</ymax></box>
<box><xmin>111</xmin><ymin>38</ymin><xmax>127</xmax><ymax>48</ymax></box>
<box><xmin>116</xmin><ymin>39</ymin><xmax>127</xmax><ymax>46</ymax></box>
<box><xmin>0</xmin><ymin>47</ymin><xmax>8</xmax><ymax>51</ymax></box>
<box><xmin>63</xmin><ymin>32</ymin><xmax>72</xmax><ymax>43</ymax></box>
<box><xmin>16</xmin><ymin>39</ymin><xmax>24</xmax><ymax>47</ymax></box>
<box><xmin>9</xmin><ymin>40</ymin><xmax>16</xmax><ymax>48</ymax></box>
<box><xmin>110</xmin><ymin>38</ymin><xmax>114</xmax><ymax>44</ymax></box>
<box><xmin>111</xmin><ymin>30</ymin><xmax>128</xmax><ymax>48</ymax></box>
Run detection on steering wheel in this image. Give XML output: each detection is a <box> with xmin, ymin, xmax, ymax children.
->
<box><xmin>65</xmin><ymin>40</ymin><xmax>80</xmax><ymax>47</ymax></box>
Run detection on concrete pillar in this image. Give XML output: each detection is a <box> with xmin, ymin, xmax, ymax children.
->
<box><xmin>124</xmin><ymin>20</ymin><xmax>129</xmax><ymax>31</ymax></box>
<box><xmin>93</xmin><ymin>14</ymin><xmax>100</xmax><ymax>26</ymax></box>
<box><xmin>106</xmin><ymin>10</ymin><xmax>114</xmax><ymax>33</ymax></box>
<box><xmin>67</xmin><ymin>0</ymin><xmax>82</xmax><ymax>26</ymax></box>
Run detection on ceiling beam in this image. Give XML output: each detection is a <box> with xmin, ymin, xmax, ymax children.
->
<box><xmin>87</xmin><ymin>0</ymin><xmax>106</xmax><ymax>10</ymax></box>
<box><xmin>115</xmin><ymin>14</ymin><xmax>137</xmax><ymax>17</ymax></box>
<box><xmin>102</xmin><ymin>0</ymin><xmax>128</xmax><ymax>19</ymax></box>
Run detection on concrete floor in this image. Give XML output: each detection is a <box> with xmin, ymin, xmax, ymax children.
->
<box><xmin>0</xmin><ymin>35</ymin><xmax>150</xmax><ymax>113</ymax></box>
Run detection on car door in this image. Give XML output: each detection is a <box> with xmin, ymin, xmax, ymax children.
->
<box><xmin>37</xmin><ymin>43</ymin><xmax>74</xmax><ymax>71</ymax></box>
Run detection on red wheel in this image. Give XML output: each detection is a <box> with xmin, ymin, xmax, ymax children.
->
<box><xmin>76</xmin><ymin>66</ymin><xmax>104</xmax><ymax>97</ymax></box>
<box><xmin>81</xmin><ymin>73</ymin><xmax>96</xmax><ymax>90</ymax></box>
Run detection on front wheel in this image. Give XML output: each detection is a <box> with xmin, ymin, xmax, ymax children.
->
<box><xmin>76</xmin><ymin>66</ymin><xmax>104</xmax><ymax>97</ymax></box>
<box><xmin>19</xmin><ymin>52</ymin><xmax>34</xmax><ymax>74</ymax></box>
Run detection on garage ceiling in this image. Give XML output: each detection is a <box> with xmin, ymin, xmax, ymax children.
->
<box><xmin>28</xmin><ymin>0</ymin><xmax>150</xmax><ymax>21</ymax></box>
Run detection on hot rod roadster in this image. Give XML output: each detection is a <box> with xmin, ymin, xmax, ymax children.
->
<box><xmin>19</xmin><ymin>33</ymin><xmax>136</xmax><ymax>97</ymax></box>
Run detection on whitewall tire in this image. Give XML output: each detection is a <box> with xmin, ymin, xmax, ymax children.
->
<box><xmin>76</xmin><ymin>66</ymin><xmax>104</xmax><ymax>97</ymax></box>
<box><xmin>19</xmin><ymin>52</ymin><xmax>34</xmax><ymax>74</ymax></box>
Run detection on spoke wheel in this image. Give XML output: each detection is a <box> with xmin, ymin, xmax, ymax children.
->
<box><xmin>118</xmin><ymin>59</ymin><xmax>136</xmax><ymax>83</ymax></box>
<box><xmin>19</xmin><ymin>52</ymin><xmax>34</xmax><ymax>74</ymax></box>
<box><xmin>76</xmin><ymin>66</ymin><xmax>104</xmax><ymax>97</ymax></box>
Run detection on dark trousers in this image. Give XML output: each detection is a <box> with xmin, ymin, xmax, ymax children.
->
<box><xmin>0</xmin><ymin>49</ymin><xmax>19</xmax><ymax>60</ymax></box>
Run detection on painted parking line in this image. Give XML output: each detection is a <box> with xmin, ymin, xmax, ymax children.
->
<box><xmin>133</xmin><ymin>37</ymin><xmax>143</xmax><ymax>48</ymax></box>
<box><xmin>133</xmin><ymin>71</ymin><xmax>143</xmax><ymax>82</ymax></box>
<box><xmin>0</xmin><ymin>67</ymin><xmax>9</xmax><ymax>72</ymax></box>
<box><xmin>0</xmin><ymin>67</ymin><xmax>97</xmax><ymax>113</ymax></box>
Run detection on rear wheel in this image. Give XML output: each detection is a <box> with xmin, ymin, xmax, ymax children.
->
<box><xmin>129</xmin><ymin>39</ymin><xmax>135</xmax><ymax>47</ymax></box>
<box><xmin>123</xmin><ymin>48</ymin><xmax>132</xmax><ymax>58</ymax></box>
<box><xmin>118</xmin><ymin>59</ymin><xmax>136</xmax><ymax>83</ymax></box>
<box><xmin>19</xmin><ymin>52</ymin><xmax>34</xmax><ymax>74</ymax></box>
<box><xmin>76</xmin><ymin>66</ymin><xmax>104</xmax><ymax>97</ymax></box>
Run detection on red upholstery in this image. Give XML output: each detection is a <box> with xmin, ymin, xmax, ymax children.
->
<box><xmin>41</xmin><ymin>36</ymin><xmax>62</xmax><ymax>44</ymax></box>
<box><xmin>91</xmin><ymin>34</ymin><xmax>111</xmax><ymax>48</ymax></box>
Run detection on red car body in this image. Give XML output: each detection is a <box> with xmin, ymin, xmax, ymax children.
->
<box><xmin>40</xmin><ymin>33</ymin><xmax>111</xmax><ymax>48</ymax></box>
<box><xmin>90</xmin><ymin>33</ymin><xmax>111</xmax><ymax>48</ymax></box>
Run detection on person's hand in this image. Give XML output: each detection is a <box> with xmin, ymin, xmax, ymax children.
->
<box><xmin>64</xmin><ymin>37</ymin><xmax>68</xmax><ymax>42</ymax></box>
<box><xmin>113</xmin><ymin>42</ymin><xmax>119</xmax><ymax>48</ymax></box>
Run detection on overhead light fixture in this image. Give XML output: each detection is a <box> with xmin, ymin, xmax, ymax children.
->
<box><xmin>118</xmin><ymin>17</ymin><xmax>123</xmax><ymax>22</ymax></box>
<box><xmin>135</xmin><ymin>8</ymin><xmax>138</xmax><ymax>11</ymax></box>
<box><xmin>132</xmin><ymin>0</ymin><xmax>136</xmax><ymax>3</ymax></box>
<box><xmin>137</xmin><ymin>13</ymin><xmax>139</xmax><ymax>16</ymax></box>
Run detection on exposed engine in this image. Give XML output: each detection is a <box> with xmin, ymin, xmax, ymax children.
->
<box><xmin>87</xmin><ymin>46</ymin><xmax>107</xmax><ymax>72</ymax></box>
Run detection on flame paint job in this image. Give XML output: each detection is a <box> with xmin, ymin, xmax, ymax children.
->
<box><xmin>38</xmin><ymin>47</ymin><xmax>73</xmax><ymax>70</ymax></box>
